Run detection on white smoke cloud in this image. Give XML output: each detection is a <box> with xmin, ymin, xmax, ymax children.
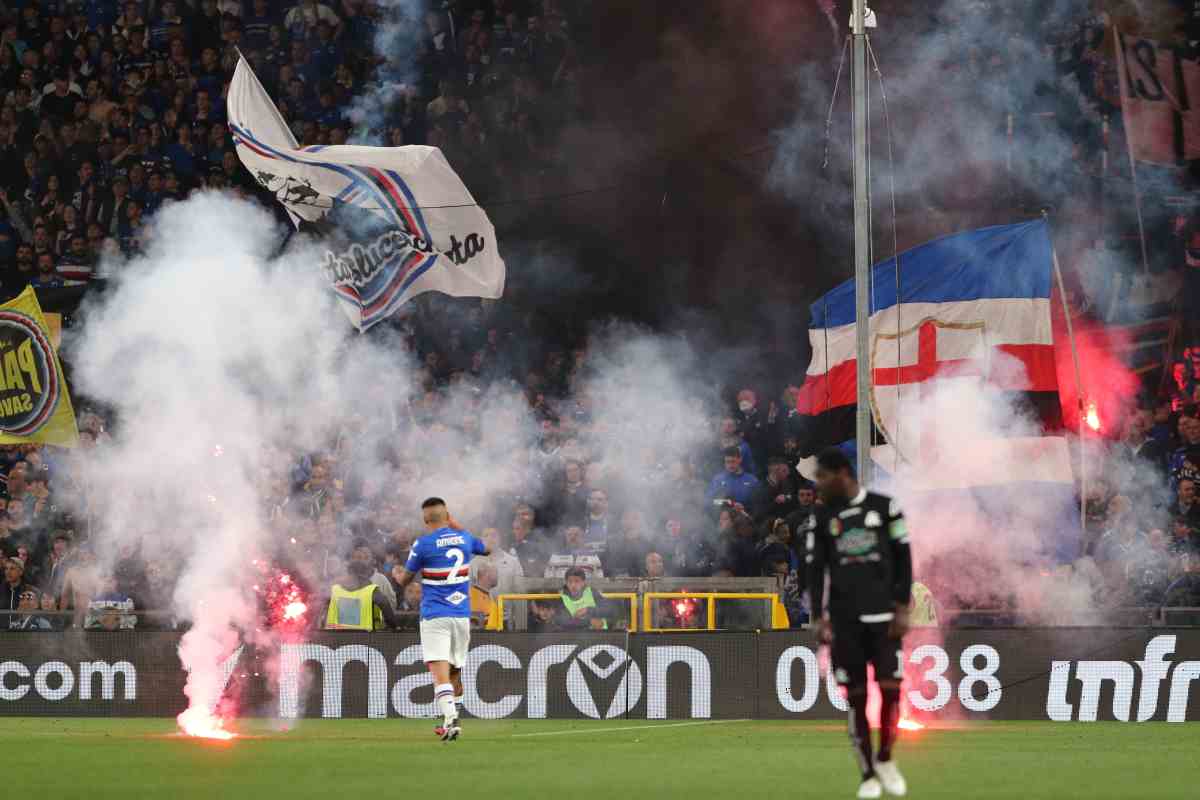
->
<box><xmin>64</xmin><ymin>188</ymin><xmax>717</xmax><ymax>723</ymax></box>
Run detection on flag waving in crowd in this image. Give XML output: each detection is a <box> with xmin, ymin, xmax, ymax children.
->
<box><xmin>795</xmin><ymin>221</ymin><xmax>1061</xmax><ymax>469</ymax></box>
<box><xmin>226</xmin><ymin>56</ymin><xmax>505</xmax><ymax>331</ymax></box>
<box><xmin>0</xmin><ymin>287</ymin><xmax>78</xmax><ymax>448</ymax></box>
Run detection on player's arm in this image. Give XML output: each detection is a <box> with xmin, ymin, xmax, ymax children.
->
<box><xmin>373</xmin><ymin>586</ymin><xmax>401</xmax><ymax>629</ymax></box>
<box><xmin>392</xmin><ymin>566</ymin><xmax>415</xmax><ymax>588</ymax></box>
<box><xmin>393</xmin><ymin>542</ymin><xmax>422</xmax><ymax>588</ymax></box>
<box><xmin>472</xmin><ymin>534</ymin><xmax>491</xmax><ymax>557</ymax></box>
<box><xmin>887</xmin><ymin>499</ymin><xmax>913</xmax><ymax>637</ymax></box>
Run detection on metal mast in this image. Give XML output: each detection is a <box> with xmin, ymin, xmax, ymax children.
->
<box><xmin>851</xmin><ymin>0</ymin><xmax>872</xmax><ymax>485</ymax></box>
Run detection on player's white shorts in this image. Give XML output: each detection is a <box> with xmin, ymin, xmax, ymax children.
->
<box><xmin>419</xmin><ymin>616</ymin><xmax>470</xmax><ymax>668</ymax></box>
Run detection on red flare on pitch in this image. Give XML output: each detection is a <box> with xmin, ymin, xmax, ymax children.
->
<box><xmin>898</xmin><ymin>718</ymin><xmax>925</xmax><ymax>731</ymax></box>
<box><xmin>1084</xmin><ymin>401</ymin><xmax>1101</xmax><ymax>432</ymax></box>
<box><xmin>282</xmin><ymin>601</ymin><xmax>307</xmax><ymax>621</ymax></box>
<box><xmin>177</xmin><ymin>707</ymin><xmax>236</xmax><ymax>740</ymax></box>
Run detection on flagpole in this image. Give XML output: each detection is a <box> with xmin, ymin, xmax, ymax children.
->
<box><xmin>1112</xmin><ymin>27</ymin><xmax>1151</xmax><ymax>276</ymax></box>
<box><xmin>852</xmin><ymin>0</ymin><xmax>873</xmax><ymax>485</ymax></box>
<box><xmin>1045</xmin><ymin>211</ymin><xmax>1088</xmax><ymax>543</ymax></box>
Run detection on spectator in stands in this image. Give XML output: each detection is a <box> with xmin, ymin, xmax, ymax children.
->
<box><xmin>348</xmin><ymin>539</ymin><xmax>397</xmax><ymax>614</ymax></box>
<box><xmin>32</xmin><ymin>250</ymin><xmax>63</xmax><ymax>288</ymax></box>
<box><xmin>719</xmin><ymin>510</ymin><xmax>761</xmax><ymax>577</ymax></box>
<box><xmin>1170</xmin><ymin>479</ymin><xmax>1200</xmax><ymax>529</ymax></box>
<box><xmin>644</xmin><ymin>551</ymin><xmax>665</xmax><ymax>579</ymax></box>
<box><xmin>582</xmin><ymin>487</ymin><xmax>611</xmax><ymax>552</ymax></box>
<box><xmin>663</xmin><ymin>518</ymin><xmax>716</xmax><ymax>578</ymax></box>
<box><xmin>544</xmin><ymin>524</ymin><xmax>604</xmax><ymax>579</ymax></box>
<box><xmin>508</xmin><ymin>516</ymin><xmax>545</xmax><ymax>578</ymax></box>
<box><xmin>1126</xmin><ymin>528</ymin><xmax>1174</xmax><ymax>605</ymax></box>
<box><xmin>37</xmin><ymin>533</ymin><xmax>71</xmax><ymax>599</ymax></box>
<box><xmin>474</xmin><ymin>526</ymin><xmax>523</xmax><ymax>598</ymax></box>
<box><xmin>1</xmin><ymin>557</ymin><xmax>29</xmax><ymax>618</ymax></box>
<box><xmin>59</xmin><ymin>544</ymin><xmax>99</xmax><ymax>627</ymax></box>
<box><xmin>1160</xmin><ymin>556</ymin><xmax>1200</xmax><ymax>609</ymax></box>
<box><xmin>1120</xmin><ymin>407</ymin><xmax>1168</xmax><ymax>477</ymax></box>
<box><xmin>709</xmin><ymin>416</ymin><xmax>756</xmax><ymax>478</ymax></box>
<box><xmin>83</xmin><ymin>572</ymin><xmax>137</xmax><ymax>630</ymax></box>
<box><xmin>1096</xmin><ymin>495</ymin><xmax>1140</xmax><ymax>564</ymax></box>
<box><xmin>1169</xmin><ymin>417</ymin><xmax>1200</xmax><ymax>490</ymax></box>
<box><xmin>546</xmin><ymin>458</ymin><xmax>587</xmax><ymax>526</ymax></box>
<box><xmin>753</xmin><ymin>456</ymin><xmax>800</xmax><ymax>522</ymax></box>
<box><xmin>734</xmin><ymin>389</ymin><xmax>769</xmax><ymax>475</ymax></box>
<box><xmin>605</xmin><ymin>508</ymin><xmax>651</xmax><ymax>578</ymax></box>
<box><xmin>705</xmin><ymin>447</ymin><xmax>760</xmax><ymax>511</ymax></box>
<box><xmin>9</xmin><ymin>587</ymin><xmax>53</xmax><ymax>630</ymax></box>
<box><xmin>469</xmin><ymin>559</ymin><xmax>497</xmax><ymax>626</ymax></box>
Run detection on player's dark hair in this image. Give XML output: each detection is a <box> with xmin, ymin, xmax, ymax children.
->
<box><xmin>351</xmin><ymin>538</ymin><xmax>371</xmax><ymax>552</ymax></box>
<box><xmin>816</xmin><ymin>447</ymin><xmax>854</xmax><ymax>476</ymax></box>
<box><xmin>421</xmin><ymin>497</ymin><xmax>447</xmax><ymax>509</ymax></box>
<box><xmin>722</xmin><ymin>446</ymin><xmax>741</xmax><ymax>459</ymax></box>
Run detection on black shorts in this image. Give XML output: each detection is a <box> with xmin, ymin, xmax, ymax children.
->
<box><xmin>831</xmin><ymin>618</ymin><xmax>903</xmax><ymax>688</ymax></box>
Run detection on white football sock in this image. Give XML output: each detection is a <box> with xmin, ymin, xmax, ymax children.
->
<box><xmin>434</xmin><ymin>683</ymin><xmax>456</xmax><ymax>723</ymax></box>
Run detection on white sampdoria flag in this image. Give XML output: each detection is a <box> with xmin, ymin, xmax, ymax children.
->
<box><xmin>227</xmin><ymin>56</ymin><xmax>505</xmax><ymax>331</ymax></box>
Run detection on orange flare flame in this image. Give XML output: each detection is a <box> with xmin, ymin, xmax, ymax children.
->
<box><xmin>1084</xmin><ymin>401</ymin><xmax>1101</xmax><ymax>432</ymax></box>
<box><xmin>177</xmin><ymin>707</ymin><xmax>236</xmax><ymax>740</ymax></box>
<box><xmin>898</xmin><ymin>718</ymin><xmax>925</xmax><ymax>731</ymax></box>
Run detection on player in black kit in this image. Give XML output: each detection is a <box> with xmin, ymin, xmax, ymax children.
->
<box><xmin>806</xmin><ymin>448</ymin><xmax>913</xmax><ymax>799</ymax></box>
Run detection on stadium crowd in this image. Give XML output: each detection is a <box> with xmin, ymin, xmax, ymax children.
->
<box><xmin>1</xmin><ymin>0</ymin><xmax>1199</xmax><ymax>633</ymax></box>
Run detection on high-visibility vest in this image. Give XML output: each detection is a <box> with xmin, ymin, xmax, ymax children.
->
<box><xmin>910</xmin><ymin>581</ymin><xmax>938</xmax><ymax>627</ymax></box>
<box><xmin>560</xmin><ymin>587</ymin><xmax>607</xmax><ymax>629</ymax></box>
<box><xmin>325</xmin><ymin>584</ymin><xmax>380</xmax><ymax>631</ymax></box>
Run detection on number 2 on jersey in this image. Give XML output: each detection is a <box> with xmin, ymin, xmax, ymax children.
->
<box><xmin>446</xmin><ymin>547</ymin><xmax>464</xmax><ymax>578</ymax></box>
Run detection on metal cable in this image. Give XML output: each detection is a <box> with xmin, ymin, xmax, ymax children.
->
<box><xmin>868</xmin><ymin>37</ymin><xmax>903</xmax><ymax>471</ymax></box>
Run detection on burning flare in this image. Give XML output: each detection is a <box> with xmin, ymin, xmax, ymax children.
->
<box><xmin>177</xmin><ymin>706</ymin><xmax>236</xmax><ymax>740</ymax></box>
<box><xmin>1084</xmin><ymin>401</ymin><xmax>1101</xmax><ymax>433</ymax></box>
<box><xmin>898</xmin><ymin>718</ymin><xmax>925</xmax><ymax>731</ymax></box>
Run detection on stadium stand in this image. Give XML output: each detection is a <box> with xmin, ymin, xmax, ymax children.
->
<box><xmin>0</xmin><ymin>0</ymin><xmax>1198</xmax><ymax>636</ymax></box>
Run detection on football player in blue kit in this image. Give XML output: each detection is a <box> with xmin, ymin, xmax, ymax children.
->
<box><xmin>394</xmin><ymin>497</ymin><xmax>490</xmax><ymax>741</ymax></box>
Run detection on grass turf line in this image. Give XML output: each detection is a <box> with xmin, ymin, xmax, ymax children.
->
<box><xmin>3</xmin><ymin>718</ymin><xmax>1194</xmax><ymax>799</ymax></box>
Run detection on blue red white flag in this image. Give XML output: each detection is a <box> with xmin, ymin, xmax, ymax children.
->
<box><xmin>227</xmin><ymin>56</ymin><xmax>505</xmax><ymax>331</ymax></box>
<box><xmin>796</xmin><ymin>221</ymin><xmax>1070</xmax><ymax>484</ymax></box>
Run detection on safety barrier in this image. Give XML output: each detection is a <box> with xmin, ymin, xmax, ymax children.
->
<box><xmin>491</xmin><ymin>592</ymin><xmax>639</xmax><ymax>631</ymax></box>
<box><xmin>640</xmin><ymin>592</ymin><xmax>789</xmax><ymax>632</ymax></box>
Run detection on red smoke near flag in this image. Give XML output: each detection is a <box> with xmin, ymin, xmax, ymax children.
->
<box><xmin>1050</xmin><ymin>290</ymin><xmax>1139</xmax><ymax>438</ymax></box>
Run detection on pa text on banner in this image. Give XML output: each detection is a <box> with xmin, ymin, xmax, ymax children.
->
<box><xmin>226</xmin><ymin>56</ymin><xmax>505</xmax><ymax>331</ymax></box>
<box><xmin>0</xmin><ymin>286</ymin><xmax>79</xmax><ymax>448</ymax></box>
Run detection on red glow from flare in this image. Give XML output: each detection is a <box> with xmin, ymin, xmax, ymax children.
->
<box><xmin>898</xmin><ymin>718</ymin><xmax>925</xmax><ymax>731</ymax></box>
<box><xmin>1085</xmin><ymin>401</ymin><xmax>1101</xmax><ymax>432</ymax></box>
<box><xmin>177</xmin><ymin>707</ymin><xmax>236</xmax><ymax>740</ymax></box>
<box><xmin>252</xmin><ymin>562</ymin><xmax>310</xmax><ymax>631</ymax></box>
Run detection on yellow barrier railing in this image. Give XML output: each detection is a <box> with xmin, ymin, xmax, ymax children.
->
<box><xmin>642</xmin><ymin>592</ymin><xmax>788</xmax><ymax>632</ymax></box>
<box><xmin>492</xmin><ymin>592</ymin><xmax>638</xmax><ymax>631</ymax></box>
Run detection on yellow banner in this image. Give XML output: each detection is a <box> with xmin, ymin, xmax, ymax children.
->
<box><xmin>44</xmin><ymin>312</ymin><xmax>61</xmax><ymax>350</ymax></box>
<box><xmin>0</xmin><ymin>287</ymin><xmax>79</xmax><ymax>447</ymax></box>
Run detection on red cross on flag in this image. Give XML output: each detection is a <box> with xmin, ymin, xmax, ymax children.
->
<box><xmin>795</xmin><ymin>221</ymin><xmax>1063</xmax><ymax>475</ymax></box>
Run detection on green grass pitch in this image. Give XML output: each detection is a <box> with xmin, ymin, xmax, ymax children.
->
<box><xmin>4</xmin><ymin>717</ymin><xmax>1196</xmax><ymax>799</ymax></box>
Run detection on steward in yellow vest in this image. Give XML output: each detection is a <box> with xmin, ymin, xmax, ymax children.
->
<box><xmin>558</xmin><ymin>566</ymin><xmax>611</xmax><ymax>630</ymax></box>
<box><xmin>325</xmin><ymin>561</ymin><xmax>399</xmax><ymax>630</ymax></box>
<box><xmin>908</xmin><ymin>581</ymin><xmax>939</xmax><ymax>627</ymax></box>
